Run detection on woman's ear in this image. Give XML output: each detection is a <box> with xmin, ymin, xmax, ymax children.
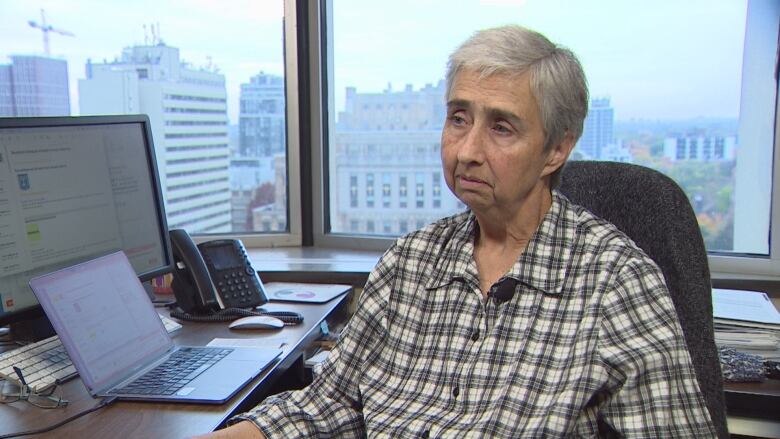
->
<box><xmin>542</xmin><ymin>132</ymin><xmax>576</xmax><ymax>178</ymax></box>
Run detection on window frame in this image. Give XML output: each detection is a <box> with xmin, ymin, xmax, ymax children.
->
<box><xmin>308</xmin><ymin>0</ymin><xmax>780</xmax><ymax>281</ymax></box>
<box><xmin>708</xmin><ymin>93</ymin><xmax>780</xmax><ymax>281</ymax></box>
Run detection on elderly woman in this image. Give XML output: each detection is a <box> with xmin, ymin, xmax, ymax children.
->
<box><xmin>197</xmin><ymin>25</ymin><xmax>716</xmax><ymax>438</ymax></box>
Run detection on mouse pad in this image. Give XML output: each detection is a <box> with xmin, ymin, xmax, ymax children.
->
<box><xmin>265</xmin><ymin>282</ymin><xmax>351</xmax><ymax>303</ymax></box>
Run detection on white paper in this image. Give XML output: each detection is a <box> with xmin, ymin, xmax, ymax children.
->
<box><xmin>207</xmin><ymin>336</ymin><xmax>290</xmax><ymax>350</ymax></box>
<box><xmin>264</xmin><ymin>282</ymin><xmax>351</xmax><ymax>303</ymax></box>
<box><xmin>712</xmin><ymin>288</ymin><xmax>780</xmax><ymax>325</ymax></box>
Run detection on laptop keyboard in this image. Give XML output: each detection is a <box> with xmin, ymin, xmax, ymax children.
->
<box><xmin>0</xmin><ymin>314</ymin><xmax>183</xmax><ymax>392</ymax></box>
<box><xmin>114</xmin><ymin>347</ymin><xmax>233</xmax><ymax>396</ymax></box>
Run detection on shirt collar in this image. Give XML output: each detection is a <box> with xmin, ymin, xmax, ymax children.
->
<box><xmin>426</xmin><ymin>191</ymin><xmax>575</xmax><ymax>295</ymax></box>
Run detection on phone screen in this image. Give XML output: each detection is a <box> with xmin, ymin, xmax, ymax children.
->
<box><xmin>209</xmin><ymin>244</ymin><xmax>243</xmax><ymax>270</ymax></box>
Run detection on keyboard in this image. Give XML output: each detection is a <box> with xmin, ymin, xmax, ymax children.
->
<box><xmin>0</xmin><ymin>314</ymin><xmax>182</xmax><ymax>392</ymax></box>
<box><xmin>113</xmin><ymin>347</ymin><xmax>231</xmax><ymax>396</ymax></box>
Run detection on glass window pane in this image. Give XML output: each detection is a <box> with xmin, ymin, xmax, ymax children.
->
<box><xmin>326</xmin><ymin>0</ymin><xmax>775</xmax><ymax>256</ymax></box>
<box><xmin>0</xmin><ymin>2</ymin><xmax>288</xmax><ymax>236</ymax></box>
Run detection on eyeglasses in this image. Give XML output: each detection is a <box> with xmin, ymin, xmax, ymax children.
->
<box><xmin>0</xmin><ymin>367</ymin><xmax>68</xmax><ymax>409</ymax></box>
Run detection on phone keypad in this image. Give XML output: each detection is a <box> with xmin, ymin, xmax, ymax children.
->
<box><xmin>215</xmin><ymin>269</ymin><xmax>263</xmax><ymax>307</ymax></box>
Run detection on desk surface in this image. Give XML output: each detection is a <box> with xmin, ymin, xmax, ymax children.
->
<box><xmin>0</xmin><ymin>298</ymin><xmax>348</xmax><ymax>439</ymax></box>
<box><xmin>724</xmin><ymin>380</ymin><xmax>780</xmax><ymax>438</ymax></box>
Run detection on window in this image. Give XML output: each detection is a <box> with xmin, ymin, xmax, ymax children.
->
<box><xmin>382</xmin><ymin>173</ymin><xmax>392</xmax><ymax>208</ymax></box>
<box><xmin>399</xmin><ymin>175</ymin><xmax>408</xmax><ymax>208</ymax></box>
<box><xmin>432</xmin><ymin>171</ymin><xmax>442</xmax><ymax>209</ymax></box>
<box><xmin>415</xmin><ymin>173</ymin><xmax>425</xmax><ymax>208</ymax></box>
<box><xmin>349</xmin><ymin>174</ymin><xmax>358</xmax><ymax>208</ymax></box>
<box><xmin>0</xmin><ymin>1</ymin><xmax>301</xmax><ymax>245</ymax></box>
<box><xmin>366</xmin><ymin>173</ymin><xmax>375</xmax><ymax>208</ymax></box>
<box><xmin>314</xmin><ymin>0</ymin><xmax>780</xmax><ymax>278</ymax></box>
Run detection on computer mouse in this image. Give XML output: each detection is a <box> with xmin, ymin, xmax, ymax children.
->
<box><xmin>228</xmin><ymin>315</ymin><xmax>285</xmax><ymax>330</ymax></box>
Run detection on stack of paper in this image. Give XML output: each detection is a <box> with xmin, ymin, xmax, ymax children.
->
<box><xmin>712</xmin><ymin>288</ymin><xmax>780</xmax><ymax>361</ymax></box>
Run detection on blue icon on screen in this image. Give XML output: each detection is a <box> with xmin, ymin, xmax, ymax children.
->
<box><xmin>17</xmin><ymin>174</ymin><xmax>30</xmax><ymax>191</ymax></box>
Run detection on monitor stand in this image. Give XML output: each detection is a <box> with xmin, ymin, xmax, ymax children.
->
<box><xmin>142</xmin><ymin>279</ymin><xmax>156</xmax><ymax>302</ymax></box>
<box><xmin>9</xmin><ymin>315</ymin><xmax>56</xmax><ymax>343</ymax></box>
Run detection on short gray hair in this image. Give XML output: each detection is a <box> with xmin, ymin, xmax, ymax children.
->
<box><xmin>446</xmin><ymin>25</ymin><xmax>588</xmax><ymax>185</ymax></box>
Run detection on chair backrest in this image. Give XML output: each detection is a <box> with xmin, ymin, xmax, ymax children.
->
<box><xmin>559</xmin><ymin>160</ymin><xmax>728</xmax><ymax>438</ymax></box>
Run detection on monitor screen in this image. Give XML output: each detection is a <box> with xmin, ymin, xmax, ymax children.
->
<box><xmin>0</xmin><ymin>115</ymin><xmax>173</xmax><ymax>327</ymax></box>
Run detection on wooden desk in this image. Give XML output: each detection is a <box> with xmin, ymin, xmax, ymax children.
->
<box><xmin>725</xmin><ymin>380</ymin><xmax>780</xmax><ymax>438</ymax></box>
<box><xmin>0</xmin><ymin>297</ymin><xmax>349</xmax><ymax>438</ymax></box>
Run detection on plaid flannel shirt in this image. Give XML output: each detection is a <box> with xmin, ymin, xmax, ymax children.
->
<box><xmin>234</xmin><ymin>191</ymin><xmax>716</xmax><ymax>438</ymax></box>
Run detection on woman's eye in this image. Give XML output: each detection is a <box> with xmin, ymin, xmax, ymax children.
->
<box><xmin>494</xmin><ymin>123</ymin><xmax>512</xmax><ymax>134</ymax></box>
<box><xmin>449</xmin><ymin>114</ymin><xmax>466</xmax><ymax>125</ymax></box>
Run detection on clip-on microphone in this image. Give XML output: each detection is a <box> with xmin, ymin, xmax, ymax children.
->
<box><xmin>493</xmin><ymin>278</ymin><xmax>518</xmax><ymax>304</ymax></box>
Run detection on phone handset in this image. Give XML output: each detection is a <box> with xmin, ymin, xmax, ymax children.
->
<box><xmin>169</xmin><ymin>228</ymin><xmax>222</xmax><ymax>313</ymax></box>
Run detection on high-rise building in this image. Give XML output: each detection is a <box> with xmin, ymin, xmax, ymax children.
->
<box><xmin>239</xmin><ymin>72</ymin><xmax>285</xmax><ymax>157</ymax></box>
<box><xmin>331</xmin><ymin>81</ymin><xmax>462</xmax><ymax>235</ymax></box>
<box><xmin>79</xmin><ymin>44</ymin><xmax>231</xmax><ymax>233</ymax></box>
<box><xmin>0</xmin><ymin>56</ymin><xmax>70</xmax><ymax>117</ymax></box>
<box><xmin>0</xmin><ymin>65</ymin><xmax>12</xmax><ymax>115</ymax></box>
<box><xmin>234</xmin><ymin>72</ymin><xmax>287</xmax><ymax>232</ymax></box>
<box><xmin>577</xmin><ymin>98</ymin><xmax>614</xmax><ymax>160</ymax></box>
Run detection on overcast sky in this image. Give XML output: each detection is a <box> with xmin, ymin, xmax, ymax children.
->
<box><xmin>1</xmin><ymin>0</ymin><xmax>748</xmax><ymax>123</ymax></box>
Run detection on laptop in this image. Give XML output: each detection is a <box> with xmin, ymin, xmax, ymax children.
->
<box><xmin>29</xmin><ymin>251</ymin><xmax>282</xmax><ymax>404</ymax></box>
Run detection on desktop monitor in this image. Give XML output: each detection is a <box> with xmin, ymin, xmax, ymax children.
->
<box><xmin>0</xmin><ymin>115</ymin><xmax>173</xmax><ymax>332</ymax></box>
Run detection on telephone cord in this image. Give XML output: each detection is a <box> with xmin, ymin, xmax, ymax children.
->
<box><xmin>169</xmin><ymin>307</ymin><xmax>304</xmax><ymax>325</ymax></box>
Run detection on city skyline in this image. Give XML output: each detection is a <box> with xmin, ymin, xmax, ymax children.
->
<box><xmin>1</xmin><ymin>0</ymin><xmax>284</xmax><ymax>123</ymax></box>
<box><xmin>1</xmin><ymin>0</ymin><xmax>747</xmax><ymax>122</ymax></box>
<box><xmin>0</xmin><ymin>0</ymin><xmax>752</xmax><ymax>253</ymax></box>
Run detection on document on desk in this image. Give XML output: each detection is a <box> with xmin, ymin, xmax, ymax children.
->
<box><xmin>712</xmin><ymin>288</ymin><xmax>780</xmax><ymax>328</ymax></box>
<box><xmin>207</xmin><ymin>336</ymin><xmax>290</xmax><ymax>350</ymax></box>
<box><xmin>265</xmin><ymin>282</ymin><xmax>351</xmax><ymax>303</ymax></box>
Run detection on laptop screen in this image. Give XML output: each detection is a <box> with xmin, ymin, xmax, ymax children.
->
<box><xmin>29</xmin><ymin>251</ymin><xmax>172</xmax><ymax>393</ymax></box>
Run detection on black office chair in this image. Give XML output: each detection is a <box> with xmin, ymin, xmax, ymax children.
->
<box><xmin>559</xmin><ymin>160</ymin><xmax>728</xmax><ymax>438</ymax></box>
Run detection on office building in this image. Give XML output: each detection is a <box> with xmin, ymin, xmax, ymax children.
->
<box><xmin>663</xmin><ymin>135</ymin><xmax>737</xmax><ymax>162</ymax></box>
<box><xmin>239</xmin><ymin>72</ymin><xmax>286</xmax><ymax>157</ymax></box>
<box><xmin>577</xmin><ymin>98</ymin><xmax>614</xmax><ymax>160</ymax></box>
<box><xmin>79</xmin><ymin>43</ymin><xmax>231</xmax><ymax>233</ymax></box>
<box><xmin>599</xmin><ymin>140</ymin><xmax>633</xmax><ymax>163</ymax></box>
<box><xmin>0</xmin><ymin>65</ymin><xmax>11</xmax><ymax>115</ymax></box>
<box><xmin>233</xmin><ymin>72</ymin><xmax>287</xmax><ymax>232</ymax></box>
<box><xmin>0</xmin><ymin>55</ymin><xmax>70</xmax><ymax>117</ymax></box>
<box><xmin>251</xmin><ymin>154</ymin><xmax>287</xmax><ymax>232</ymax></box>
<box><xmin>332</xmin><ymin>81</ymin><xmax>462</xmax><ymax>235</ymax></box>
<box><xmin>230</xmin><ymin>155</ymin><xmax>278</xmax><ymax>232</ymax></box>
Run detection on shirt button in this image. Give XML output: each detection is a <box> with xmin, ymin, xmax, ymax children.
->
<box><xmin>452</xmin><ymin>386</ymin><xmax>460</xmax><ymax>398</ymax></box>
<box><xmin>471</xmin><ymin>330</ymin><xmax>480</xmax><ymax>342</ymax></box>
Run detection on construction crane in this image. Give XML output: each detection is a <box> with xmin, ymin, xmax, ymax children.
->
<box><xmin>28</xmin><ymin>9</ymin><xmax>74</xmax><ymax>56</ymax></box>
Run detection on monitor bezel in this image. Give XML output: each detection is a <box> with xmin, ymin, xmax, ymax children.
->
<box><xmin>0</xmin><ymin>114</ymin><xmax>174</xmax><ymax>327</ymax></box>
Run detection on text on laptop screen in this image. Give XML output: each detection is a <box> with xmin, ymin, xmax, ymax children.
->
<box><xmin>30</xmin><ymin>252</ymin><xmax>172</xmax><ymax>391</ymax></box>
